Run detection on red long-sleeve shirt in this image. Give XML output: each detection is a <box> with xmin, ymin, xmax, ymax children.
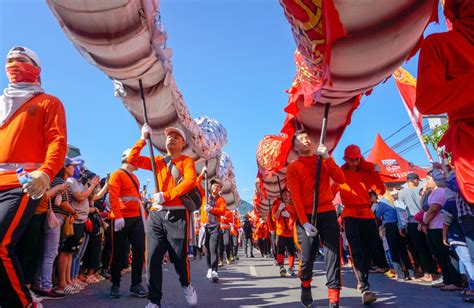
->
<box><xmin>287</xmin><ymin>156</ymin><xmax>345</xmax><ymax>225</ymax></box>
<box><xmin>271</xmin><ymin>199</ymin><xmax>296</xmax><ymax>237</ymax></box>
<box><xmin>0</xmin><ymin>94</ymin><xmax>67</xmax><ymax>190</ymax></box>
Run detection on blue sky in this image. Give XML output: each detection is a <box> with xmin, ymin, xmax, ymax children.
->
<box><xmin>1</xmin><ymin>1</ymin><xmax>446</xmax><ymax>203</ymax></box>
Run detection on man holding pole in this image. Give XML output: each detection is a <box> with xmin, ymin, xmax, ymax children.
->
<box><xmin>339</xmin><ymin>144</ymin><xmax>386</xmax><ymax>305</ymax></box>
<box><xmin>127</xmin><ymin>123</ymin><xmax>198</xmax><ymax>308</ymax></box>
<box><xmin>286</xmin><ymin>130</ymin><xmax>346</xmax><ymax>308</ymax></box>
<box><xmin>108</xmin><ymin>149</ymin><xmax>147</xmax><ymax>299</ymax></box>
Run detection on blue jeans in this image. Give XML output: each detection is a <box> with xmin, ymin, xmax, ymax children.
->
<box><xmin>34</xmin><ymin>213</ymin><xmax>65</xmax><ymax>291</ymax></box>
<box><xmin>461</xmin><ymin>216</ymin><xmax>474</xmax><ymax>266</ymax></box>
<box><xmin>71</xmin><ymin>232</ymin><xmax>89</xmax><ymax>279</ymax></box>
<box><xmin>454</xmin><ymin>244</ymin><xmax>474</xmax><ymax>290</ymax></box>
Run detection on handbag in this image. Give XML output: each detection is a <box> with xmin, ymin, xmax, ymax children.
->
<box><xmin>164</xmin><ymin>156</ymin><xmax>202</xmax><ymax>212</ymax></box>
<box><xmin>61</xmin><ymin>216</ymin><xmax>74</xmax><ymax>238</ymax></box>
<box><xmin>46</xmin><ymin>199</ymin><xmax>59</xmax><ymax>229</ymax></box>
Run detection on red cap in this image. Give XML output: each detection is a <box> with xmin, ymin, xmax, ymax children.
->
<box><xmin>344</xmin><ymin>144</ymin><xmax>363</xmax><ymax>159</ymax></box>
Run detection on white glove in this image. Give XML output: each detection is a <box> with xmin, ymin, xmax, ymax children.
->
<box><xmin>114</xmin><ymin>218</ymin><xmax>125</xmax><ymax>232</ymax></box>
<box><xmin>141</xmin><ymin>123</ymin><xmax>152</xmax><ymax>140</ymax></box>
<box><xmin>153</xmin><ymin>192</ymin><xmax>165</xmax><ymax>205</ymax></box>
<box><xmin>317</xmin><ymin>144</ymin><xmax>329</xmax><ymax>159</ymax></box>
<box><xmin>279</xmin><ymin>203</ymin><xmax>285</xmax><ymax>211</ymax></box>
<box><xmin>23</xmin><ymin>170</ymin><xmax>50</xmax><ymax>200</ymax></box>
<box><xmin>202</xmin><ymin>166</ymin><xmax>208</xmax><ymax>174</ymax></box>
<box><xmin>303</xmin><ymin>222</ymin><xmax>318</xmax><ymax>237</ymax></box>
<box><xmin>205</xmin><ymin>204</ymin><xmax>213</xmax><ymax>212</ymax></box>
<box><xmin>281</xmin><ymin>210</ymin><xmax>290</xmax><ymax>218</ymax></box>
<box><xmin>374</xmin><ymin>164</ymin><xmax>381</xmax><ymax>172</ymax></box>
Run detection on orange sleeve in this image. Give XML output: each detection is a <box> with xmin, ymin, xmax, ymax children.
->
<box><xmin>163</xmin><ymin>157</ymin><xmax>197</xmax><ymax>201</ymax></box>
<box><xmin>287</xmin><ymin>163</ymin><xmax>309</xmax><ymax>225</ymax></box>
<box><xmin>108</xmin><ymin>171</ymin><xmax>123</xmax><ymax>218</ymax></box>
<box><xmin>196</xmin><ymin>173</ymin><xmax>205</xmax><ymax>197</ymax></box>
<box><xmin>211</xmin><ymin>197</ymin><xmax>227</xmax><ymax>217</ymax></box>
<box><xmin>39</xmin><ymin>98</ymin><xmax>67</xmax><ymax>180</ymax></box>
<box><xmin>235</xmin><ymin>218</ymin><xmax>241</xmax><ymax>229</ymax></box>
<box><xmin>127</xmin><ymin>139</ymin><xmax>153</xmax><ymax>170</ymax></box>
<box><xmin>326</xmin><ymin>157</ymin><xmax>346</xmax><ymax>184</ymax></box>
<box><xmin>271</xmin><ymin>199</ymin><xmax>280</xmax><ymax>220</ymax></box>
<box><xmin>416</xmin><ymin>35</ymin><xmax>474</xmax><ymax>115</ymax></box>
<box><xmin>360</xmin><ymin>161</ymin><xmax>386</xmax><ymax>196</ymax></box>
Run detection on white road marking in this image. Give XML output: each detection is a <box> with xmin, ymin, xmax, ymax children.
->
<box><xmin>250</xmin><ymin>265</ymin><xmax>258</xmax><ymax>277</ymax></box>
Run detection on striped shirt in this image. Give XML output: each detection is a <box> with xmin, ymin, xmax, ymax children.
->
<box><xmin>51</xmin><ymin>177</ymin><xmax>73</xmax><ymax>216</ymax></box>
<box><xmin>457</xmin><ymin>193</ymin><xmax>473</xmax><ymax>219</ymax></box>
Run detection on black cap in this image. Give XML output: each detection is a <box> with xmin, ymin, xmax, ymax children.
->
<box><xmin>407</xmin><ymin>173</ymin><xmax>420</xmax><ymax>181</ymax></box>
<box><xmin>210</xmin><ymin>179</ymin><xmax>221</xmax><ymax>186</ymax></box>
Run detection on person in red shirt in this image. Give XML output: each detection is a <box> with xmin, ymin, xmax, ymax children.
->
<box><xmin>272</xmin><ymin>189</ymin><xmax>297</xmax><ymax>277</ymax></box>
<box><xmin>338</xmin><ymin>144</ymin><xmax>386</xmax><ymax>305</ymax></box>
<box><xmin>128</xmin><ymin>124</ymin><xmax>197</xmax><ymax>307</ymax></box>
<box><xmin>416</xmin><ymin>0</ymin><xmax>474</xmax><ymax>204</ymax></box>
<box><xmin>0</xmin><ymin>46</ymin><xmax>67</xmax><ymax>308</ymax></box>
<box><xmin>287</xmin><ymin>130</ymin><xmax>346</xmax><ymax>308</ymax></box>
<box><xmin>267</xmin><ymin>208</ymin><xmax>278</xmax><ymax>261</ymax></box>
<box><xmin>108</xmin><ymin>149</ymin><xmax>147</xmax><ymax>299</ymax></box>
<box><xmin>256</xmin><ymin>218</ymin><xmax>270</xmax><ymax>258</ymax></box>
<box><xmin>219</xmin><ymin>208</ymin><xmax>234</xmax><ymax>265</ymax></box>
<box><xmin>231</xmin><ymin>209</ymin><xmax>241</xmax><ymax>261</ymax></box>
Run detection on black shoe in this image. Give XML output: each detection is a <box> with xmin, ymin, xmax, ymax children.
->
<box><xmin>110</xmin><ymin>284</ymin><xmax>121</xmax><ymax>298</ymax></box>
<box><xmin>235</xmin><ymin>256</ymin><xmax>239</xmax><ymax>260</ymax></box>
<box><xmin>250</xmin><ymin>255</ymin><xmax>255</xmax><ymax>258</ymax></box>
<box><xmin>329</xmin><ymin>302</ymin><xmax>339</xmax><ymax>308</ymax></box>
<box><xmin>101</xmin><ymin>270</ymin><xmax>111</xmax><ymax>279</ymax></box>
<box><xmin>130</xmin><ymin>284</ymin><xmax>149</xmax><ymax>298</ymax></box>
<box><xmin>301</xmin><ymin>286</ymin><xmax>313</xmax><ymax>307</ymax></box>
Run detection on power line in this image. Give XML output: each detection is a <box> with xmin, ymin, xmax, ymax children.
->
<box><xmin>363</xmin><ymin>122</ymin><xmax>411</xmax><ymax>155</ymax></box>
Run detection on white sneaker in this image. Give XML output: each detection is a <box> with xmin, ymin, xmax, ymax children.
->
<box><xmin>183</xmin><ymin>284</ymin><xmax>198</xmax><ymax>306</ymax></box>
<box><xmin>206</xmin><ymin>269</ymin><xmax>212</xmax><ymax>279</ymax></box>
<box><xmin>30</xmin><ymin>290</ymin><xmax>43</xmax><ymax>303</ymax></box>
<box><xmin>211</xmin><ymin>270</ymin><xmax>219</xmax><ymax>283</ymax></box>
<box><xmin>145</xmin><ymin>302</ymin><xmax>160</xmax><ymax>308</ymax></box>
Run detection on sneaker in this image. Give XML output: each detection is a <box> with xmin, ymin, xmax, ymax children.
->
<box><xmin>287</xmin><ymin>267</ymin><xmax>296</xmax><ymax>277</ymax></box>
<box><xmin>145</xmin><ymin>302</ymin><xmax>161</xmax><ymax>308</ymax></box>
<box><xmin>329</xmin><ymin>303</ymin><xmax>339</xmax><ymax>308</ymax></box>
<box><xmin>211</xmin><ymin>271</ymin><xmax>219</xmax><ymax>283</ymax></box>
<box><xmin>328</xmin><ymin>288</ymin><xmax>340</xmax><ymax>307</ymax></box>
<box><xmin>30</xmin><ymin>290</ymin><xmax>43</xmax><ymax>303</ymax></box>
<box><xmin>206</xmin><ymin>269</ymin><xmax>212</xmax><ymax>279</ymax></box>
<box><xmin>100</xmin><ymin>269</ymin><xmax>111</xmax><ymax>279</ymax></box>
<box><xmin>279</xmin><ymin>266</ymin><xmax>287</xmax><ymax>277</ymax></box>
<box><xmin>226</xmin><ymin>258</ymin><xmax>232</xmax><ymax>265</ymax></box>
<box><xmin>183</xmin><ymin>284</ymin><xmax>198</xmax><ymax>306</ymax></box>
<box><xmin>188</xmin><ymin>253</ymin><xmax>194</xmax><ymax>261</ymax></box>
<box><xmin>218</xmin><ymin>260</ymin><xmax>224</xmax><ymax>267</ymax></box>
<box><xmin>235</xmin><ymin>256</ymin><xmax>239</xmax><ymax>261</ymax></box>
<box><xmin>33</xmin><ymin>289</ymin><xmax>65</xmax><ymax>300</ymax></box>
<box><xmin>250</xmin><ymin>255</ymin><xmax>255</xmax><ymax>258</ymax></box>
<box><xmin>362</xmin><ymin>291</ymin><xmax>377</xmax><ymax>305</ymax></box>
<box><xmin>130</xmin><ymin>284</ymin><xmax>149</xmax><ymax>298</ymax></box>
<box><xmin>431</xmin><ymin>277</ymin><xmax>445</xmax><ymax>288</ymax></box>
<box><xmin>110</xmin><ymin>284</ymin><xmax>121</xmax><ymax>299</ymax></box>
<box><xmin>301</xmin><ymin>286</ymin><xmax>313</xmax><ymax>307</ymax></box>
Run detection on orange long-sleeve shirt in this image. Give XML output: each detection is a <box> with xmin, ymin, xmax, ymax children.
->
<box><xmin>286</xmin><ymin>155</ymin><xmax>346</xmax><ymax>225</ymax></box>
<box><xmin>256</xmin><ymin>220</ymin><xmax>269</xmax><ymax>239</ymax></box>
<box><xmin>127</xmin><ymin>139</ymin><xmax>196</xmax><ymax>207</ymax></box>
<box><xmin>220</xmin><ymin>209</ymin><xmax>233</xmax><ymax>230</ymax></box>
<box><xmin>108</xmin><ymin>169</ymin><xmax>141</xmax><ymax>219</ymax></box>
<box><xmin>271</xmin><ymin>199</ymin><xmax>296</xmax><ymax>237</ymax></box>
<box><xmin>416</xmin><ymin>8</ymin><xmax>474</xmax><ymax>202</ymax></box>
<box><xmin>0</xmin><ymin>94</ymin><xmax>67</xmax><ymax>190</ymax></box>
<box><xmin>231</xmin><ymin>216</ymin><xmax>241</xmax><ymax>236</ymax></box>
<box><xmin>339</xmin><ymin>160</ymin><xmax>386</xmax><ymax>219</ymax></box>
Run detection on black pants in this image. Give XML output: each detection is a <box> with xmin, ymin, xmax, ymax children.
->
<box><xmin>101</xmin><ymin>218</ymin><xmax>112</xmax><ymax>271</ymax></box>
<box><xmin>384</xmin><ymin>222</ymin><xmax>413</xmax><ymax>272</ymax></box>
<box><xmin>232</xmin><ymin>234</ymin><xmax>239</xmax><ymax>257</ymax></box>
<box><xmin>426</xmin><ymin>229</ymin><xmax>462</xmax><ymax>286</ymax></box>
<box><xmin>344</xmin><ymin>217</ymin><xmax>381</xmax><ymax>292</ymax></box>
<box><xmin>83</xmin><ymin>233</ymin><xmax>103</xmax><ymax>270</ymax></box>
<box><xmin>258</xmin><ymin>238</ymin><xmax>269</xmax><ymax>257</ymax></box>
<box><xmin>296</xmin><ymin>212</ymin><xmax>341</xmax><ymax>290</ymax></box>
<box><xmin>371</xmin><ymin>228</ymin><xmax>389</xmax><ymax>269</ymax></box>
<box><xmin>244</xmin><ymin>235</ymin><xmax>254</xmax><ymax>256</ymax></box>
<box><xmin>146</xmin><ymin>210</ymin><xmax>190</xmax><ymax>305</ymax></box>
<box><xmin>0</xmin><ymin>187</ymin><xmax>41</xmax><ymax>308</ymax></box>
<box><xmin>219</xmin><ymin>229</ymin><xmax>232</xmax><ymax>260</ymax></box>
<box><xmin>406</xmin><ymin>223</ymin><xmax>437</xmax><ymax>274</ymax></box>
<box><xmin>205</xmin><ymin>225</ymin><xmax>220</xmax><ymax>271</ymax></box>
<box><xmin>111</xmin><ymin>216</ymin><xmax>145</xmax><ymax>287</ymax></box>
<box><xmin>277</xmin><ymin>235</ymin><xmax>296</xmax><ymax>265</ymax></box>
<box><xmin>17</xmin><ymin>212</ymin><xmax>46</xmax><ymax>285</ymax></box>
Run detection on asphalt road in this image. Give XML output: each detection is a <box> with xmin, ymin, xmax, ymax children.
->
<box><xmin>43</xmin><ymin>250</ymin><xmax>471</xmax><ymax>308</ymax></box>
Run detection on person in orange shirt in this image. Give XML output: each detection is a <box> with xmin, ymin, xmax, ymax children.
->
<box><xmin>338</xmin><ymin>144</ymin><xmax>386</xmax><ymax>305</ymax></box>
<box><xmin>0</xmin><ymin>46</ymin><xmax>67</xmax><ymax>308</ymax></box>
<box><xmin>127</xmin><ymin>124</ymin><xmax>197</xmax><ymax>307</ymax></box>
<box><xmin>286</xmin><ymin>130</ymin><xmax>346</xmax><ymax>308</ymax></box>
<box><xmin>272</xmin><ymin>189</ymin><xmax>297</xmax><ymax>277</ymax></box>
<box><xmin>256</xmin><ymin>218</ymin><xmax>270</xmax><ymax>258</ymax></box>
<box><xmin>108</xmin><ymin>149</ymin><xmax>147</xmax><ymax>299</ymax></box>
<box><xmin>231</xmin><ymin>209</ymin><xmax>241</xmax><ymax>261</ymax></box>
<box><xmin>219</xmin><ymin>208</ymin><xmax>234</xmax><ymax>265</ymax></box>
<box><xmin>267</xmin><ymin>208</ymin><xmax>278</xmax><ymax>261</ymax></box>
<box><xmin>197</xmin><ymin>172</ymin><xmax>226</xmax><ymax>282</ymax></box>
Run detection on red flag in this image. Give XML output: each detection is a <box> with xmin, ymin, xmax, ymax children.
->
<box><xmin>393</xmin><ymin>67</ymin><xmax>434</xmax><ymax>162</ymax></box>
